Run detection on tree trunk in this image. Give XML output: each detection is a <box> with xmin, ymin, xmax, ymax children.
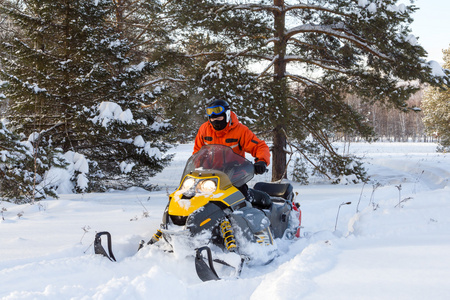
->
<box><xmin>271</xmin><ymin>0</ymin><xmax>288</xmax><ymax>181</ymax></box>
<box><xmin>272</xmin><ymin>125</ymin><xmax>287</xmax><ymax>181</ymax></box>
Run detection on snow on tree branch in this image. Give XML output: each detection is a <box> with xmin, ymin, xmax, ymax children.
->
<box><xmin>285</xmin><ymin>72</ymin><xmax>327</xmax><ymax>90</ymax></box>
<box><xmin>217</xmin><ymin>4</ymin><xmax>281</xmax><ymax>13</ymax></box>
<box><xmin>92</xmin><ymin>102</ymin><xmax>134</xmax><ymax>127</ymax></box>
<box><xmin>284</xmin><ymin>3</ymin><xmax>351</xmax><ymax>17</ymax></box>
<box><xmin>284</xmin><ymin>56</ymin><xmax>352</xmax><ymax>74</ymax></box>
<box><xmin>427</xmin><ymin>61</ymin><xmax>446</xmax><ymax>77</ymax></box>
<box><xmin>142</xmin><ymin>77</ymin><xmax>185</xmax><ymax>89</ymax></box>
<box><xmin>216</xmin><ymin>2</ymin><xmax>350</xmax><ymax>16</ymax></box>
<box><xmin>257</xmin><ymin>55</ymin><xmax>279</xmax><ymax>79</ymax></box>
<box><xmin>286</xmin><ymin>24</ymin><xmax>392</xmax><ymax>61</ymax></box>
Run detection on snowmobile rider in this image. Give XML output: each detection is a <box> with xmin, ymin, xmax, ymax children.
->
<box><xmin>142</xmin><ymin>99</ymin><xmax>271</xmax><ymax>248</ymax></box>
<box><xmin>193</xmin><ymin>99</ymin><xmax>271</xmax><ymax>207</ymax></box>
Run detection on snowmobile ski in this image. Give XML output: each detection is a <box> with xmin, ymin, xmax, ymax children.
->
<box><xmin>94</xmin><ymin>231</ymin><xmax>116</xmax><ymax>262</ymax></box>
<box><xmin>195</xmin><ymin>246</ymin><xmax>220</xmax><ymax>281</ymax></box>
<box><xmin>195</xmin><ymin>246</ymin><xmax>245</xmax><ymax>282</ymax></box>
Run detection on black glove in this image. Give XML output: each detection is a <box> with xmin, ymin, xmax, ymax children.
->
<box><xmin>254</xmin><ymin>161</ymin><xmax>267</xmax><ymax>174</ymax></box>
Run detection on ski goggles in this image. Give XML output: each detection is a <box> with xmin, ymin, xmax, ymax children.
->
<box><xmin>206</xmin><ymin>105</ymin><xmax>226</xmax><ymax>116</ymax></box>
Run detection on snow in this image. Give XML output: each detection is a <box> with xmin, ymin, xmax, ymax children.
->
<box><xmin>398</xmin><ymin>4</ymin><xmax>407</xmax><ymax>13</ymax></box>
<box><xmin>28</xmin><ymin>82</ymin><xmax>47</xmax><ymax>94</ymax></box>
<box><xmin>133</xmin><ymin>136</ymin><xmax>145</xmax><ymax>148</ymax></box>
<box><xmin>405</xmin><ymin>34</ymin><xmax>418</xmax><ymax>46</ymax></box>
<box><xmin>119</xmin><ymin>161</ymin><xmax>135</xmax><ymax>174</ymax></box>
<box><xmin>1</xmin><ymin>142</ymin><xmax>450</xmax><ymax>299</ymax></box>
<box><xmin>428</xmin><ymin>60</ymin><xmax>446</xmax><ymax>77</ymax></box>
<box><xmin>367</xmin><ymin>3</ymin><xmax>377</xmax><ymax>14</ymax></box>
<box><xmin>358</xmin><ymin>0</ymin><xmax>368</xmax><ymax>7</ymax></box>
<box><xmin>93</xmin><ymin>102</ymin><xmax>134</xmax><ymax>127</ymax></box>
<box><xmin>72</xmin><ymin>153</ymin><xmax>89</xmax><ymax>174</ymax></box>
<box><xmin>127</xmin><ymin>62</ymin><xmax>146</xmax><ymax>72</ymax></box>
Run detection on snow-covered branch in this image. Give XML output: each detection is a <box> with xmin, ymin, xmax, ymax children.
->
<box><xmin>215</xmin><ymin>2</ymin><xmax>352</xmax><ymax>19</ymax></box>
<box><xmin>287</xmin><ymin>37</ymin><xmax>310</xmax><ymax>47</ymax></box>
<box><xmin>284</xmin><ymin>3</ymin><xmax>351</xmax><ymax>18</ymax></box>
<box><xmin>184</xmin><ymin>51</ymin><xmax>228</xmax><ymax>58</ymax></box>
<box><xmin>185</xmin><ymin>50</ymin><xmax>274</xmax><ymax>63</ymax></box>
<box><xmin>217</xmin><ymin>3</ymin><xmax>281</xmax><ymax>13</ymax></box>
<box><xmin>142</xmin><ymin>77</ymin><xmax>185</xmax><ymax>88</ymax></box>
<box><xmin>286</xmin><ymin>24</ymin><xmax>392</xmax><ymax>61</ymax></box>
<box><xmin>285</xmin><ymin>72</ymin><xmax>328</xmax><ymax>91</ymax></box>
<box><xmin>284</xmin><ymin>56</ymin><xmax>352</xmax><ymax>74</ymax></box>
<box><xmin>256</xmin><ymin>55</ymin><xmax>279</xmax><ymax>79</ymax></box>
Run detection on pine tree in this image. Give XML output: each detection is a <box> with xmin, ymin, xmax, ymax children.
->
<box><xmin>0</xmin><ymin>121</ymin><xmax>67</xmax><ymax>203</ymax></box>
<box><xmin>168</xmin><ymin>0</ymin><xmax>450</xmax><ymax>181</ymax></box>
<box><xmin>0</xmin><ymin>0</ymin><xmax>174</xmax><ymax>192</ymax></box>
<box><xmin>0</xmin><ymin>121</ymin><xmax>35</xmax><ymax>202</ymax></box>
<box><xmin>422</xmin><ymin>46</ymin><xmax>450</xmax><ymax>150</ymax></box>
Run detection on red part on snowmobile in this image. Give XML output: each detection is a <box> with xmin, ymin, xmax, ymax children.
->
<box><xmin>293</xmin><ymin>204</ymin><xmax>302</xmax><ymax>238</ymax></box>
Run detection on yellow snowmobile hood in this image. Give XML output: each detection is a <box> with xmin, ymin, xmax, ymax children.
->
<box><xmin>168</xmin><ymin>171</ymin><xmax>244</xmax><ymax>217</ymax></box>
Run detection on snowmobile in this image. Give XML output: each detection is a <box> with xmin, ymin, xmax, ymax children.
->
<box><xmin>94</xmin><ymin>144</ymin><xmax>302</xmax><ymax>281</ymax></box>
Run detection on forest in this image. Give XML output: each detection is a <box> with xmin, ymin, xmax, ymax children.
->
<box><xmin>1</xmin><ymin>0</ymin><xmax>449</xmax><ymax>202</ymax></box>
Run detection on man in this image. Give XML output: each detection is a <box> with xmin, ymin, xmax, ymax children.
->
<box><xmin>194</xmin><ymin>99</ymin><xmax>271</xmax><ymax>204</ymax></box>
<box><xmin>143</xmin><ymin>99</ymin><xmax>271</xmax><ymax>247</ymax></box>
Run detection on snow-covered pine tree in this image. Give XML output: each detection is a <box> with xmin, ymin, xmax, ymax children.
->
<box><xmin>167</xmin><ymin>0</ymin><xmax>450</xmax><ymax>182</ymax></box>
<box><xmin>0</xmin><ymin>121</ymin><xmax>67</xmax><ymax>203</ymax></box>
<box><xmin>422</xmin><ymin>46</ymin><xmax>450</xmax><ymax>150</ymax></box>
<box><xmin>0</xmin><ymin>121</ymin><xmax>35</xmax><ymax>202</ymax></box>
<box><xmin>0</xmin><ymin>0</ymin><xmax>174</xmax><ymax>192</ymax></box>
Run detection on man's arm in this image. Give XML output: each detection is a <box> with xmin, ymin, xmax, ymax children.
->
<box><xmin>241</xmin><ymin>127</ymin><xmax>270</xmax><ymax>166</ymax></box>
<box><xmin>193</xmin><ymin>123</ymin><xmax>206</xmax><ymax>154</ymax></box>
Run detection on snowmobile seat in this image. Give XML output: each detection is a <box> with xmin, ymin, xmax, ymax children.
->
<box><xmin>253</xmin><ymin>182</ymin><xmax>294</xmax><ymax>202</ymax></box>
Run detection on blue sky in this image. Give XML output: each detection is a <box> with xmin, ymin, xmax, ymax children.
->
<box><xmin>410</xmin><ymin>0</ymin><xmax>449</xmax><ymax>64</ymax></box>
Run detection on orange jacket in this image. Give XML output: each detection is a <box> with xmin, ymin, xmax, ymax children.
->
<box><xmin>193</xmin><ymin>111</ymin><xmax>270</xmax><ymax>166</ymax></box>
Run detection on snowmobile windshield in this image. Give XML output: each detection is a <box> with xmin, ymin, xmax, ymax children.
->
<box><xmin>182</xmin><ymin>144</ymin><xmax>254</xmax><ymax>187</ymax></box>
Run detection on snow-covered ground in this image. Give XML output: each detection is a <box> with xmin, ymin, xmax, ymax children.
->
<box><xmin>1</xmin><ymin>142</ymin><xmax>449</xmax><ymax>300</ymax></box>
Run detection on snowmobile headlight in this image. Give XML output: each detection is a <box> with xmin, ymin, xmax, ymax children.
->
<box><xmin>196</xmin><ymin>179</ymin><xmax>217</xmax><ymax>194</ymax></box>
<box><xmin>181</xmin><ymin>177</ymin><xmax>196</xmax><ymax>191</ymax></box>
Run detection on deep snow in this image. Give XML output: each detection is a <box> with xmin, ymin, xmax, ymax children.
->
<box><xmin>1</xmin><ymin>142</ymin><xmax>449</xmax><ymax>300</ymax></box>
